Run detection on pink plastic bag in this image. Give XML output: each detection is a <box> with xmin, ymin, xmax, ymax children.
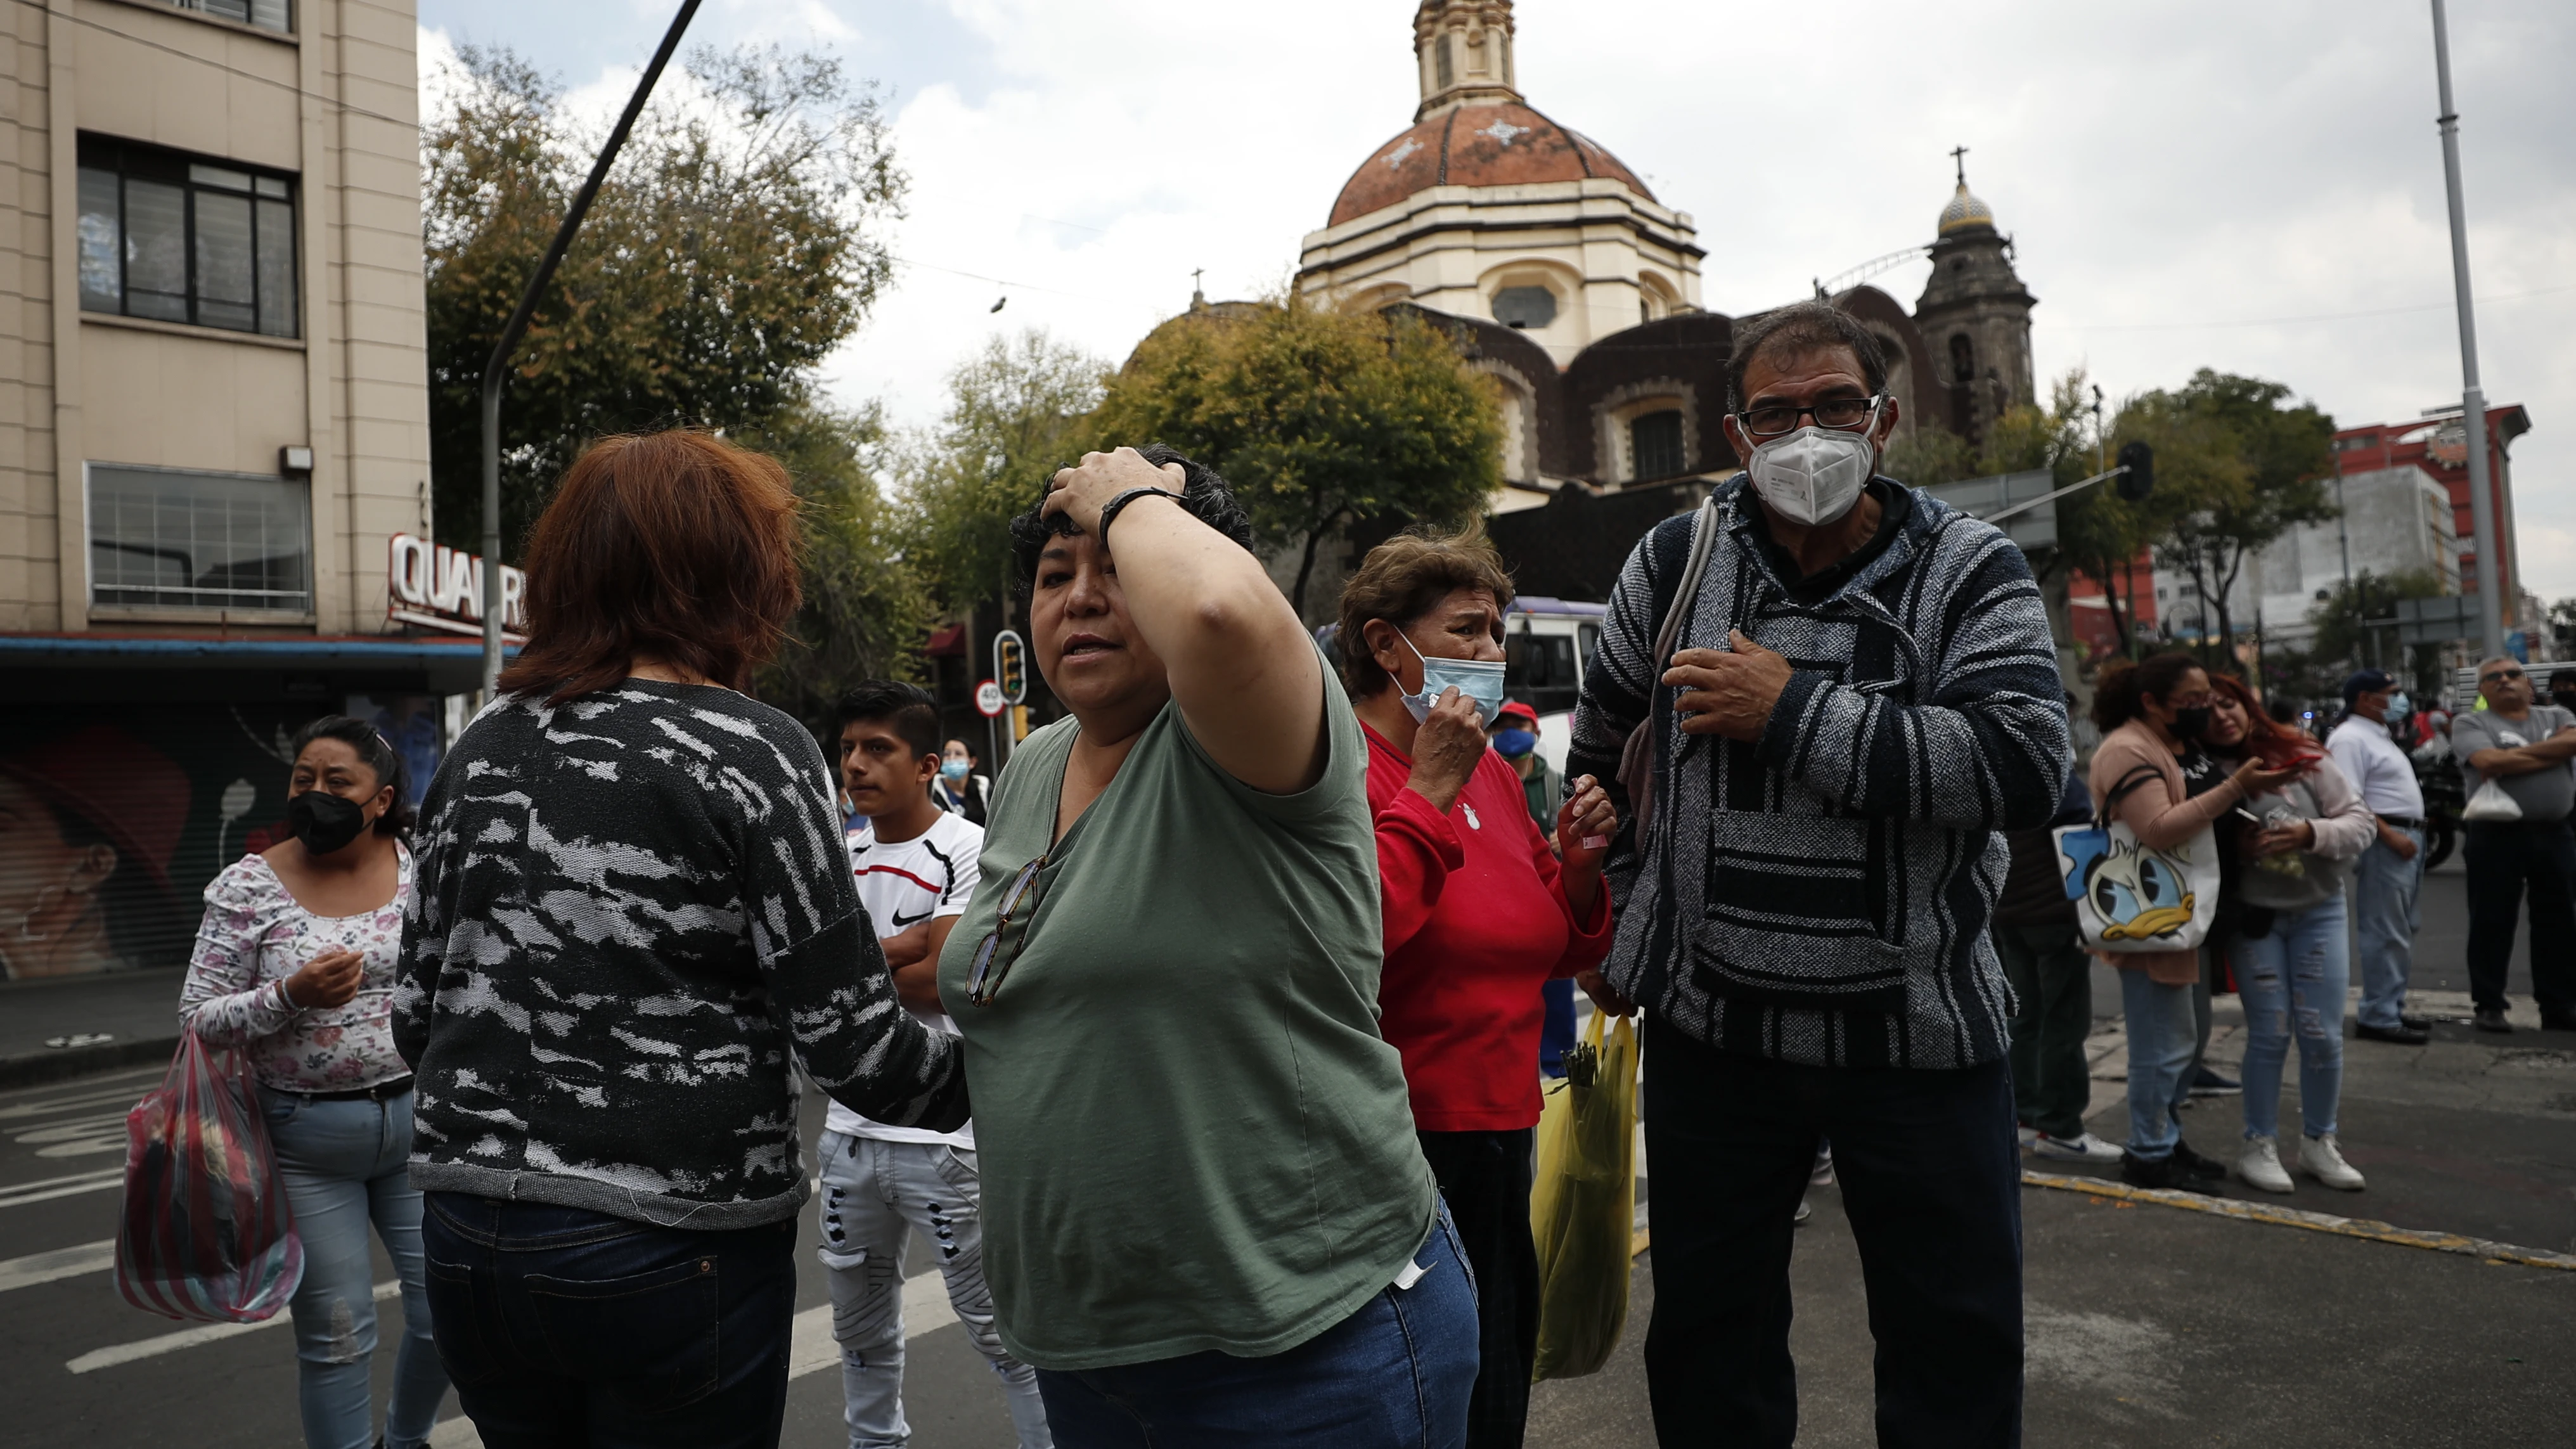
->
<box><xmin>113</xmin><ymin>1031</ymin><xmax>303</xmax><ymax>1322</ymax></box>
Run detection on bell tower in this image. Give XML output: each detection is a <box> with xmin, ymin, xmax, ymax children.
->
<box><xmin>1913</xmin><ymin>149</ymin><xmax>2037</xmax><ymax>449</ymax></box>
<box><xmin>1414</xmin><ymin>1</ymin><xmax>1520</xmax><ymax>120</ymax></box>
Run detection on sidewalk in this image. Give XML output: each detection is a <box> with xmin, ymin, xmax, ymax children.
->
<box><xmin>0</xmin><ymin>970</ymin><xmax>184</xmax><ymax>1087</ymax></box>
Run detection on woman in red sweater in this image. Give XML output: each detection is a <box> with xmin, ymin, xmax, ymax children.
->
<box><xmin>1338</xmin><ymin>529</ymin><xmax>1618</xmax><ymax>1449</ymax></box>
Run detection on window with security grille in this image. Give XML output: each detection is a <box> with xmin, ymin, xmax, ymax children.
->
<box><xmin>167</xmin><ymin>1</ymin><xmax>293</xmax><ymax>33</ymax></box>
<box><xmin>87</xmin><ymin>465</ymin><xmax>312</xmax><ymax>613</ymax></box>
<box><xmin>1630</xmin><ymin>409</ymin><xmax>1685</xmax><ymax>480</ymax></box>
<box><xmin>79</xmin><ymin>137</ymin><xmax>299</xmax><ymax>338</ymax></box>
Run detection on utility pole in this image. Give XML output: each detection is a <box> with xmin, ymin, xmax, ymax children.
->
<box><xmin>482</xmin><ymin>1</ymin><xmax>702</xmax><ymax>696</ymax></box>
<box><xmin>2430</xmin><ymin>0</ymin><xmax>2505</xmax><ymax>660</ymax></box>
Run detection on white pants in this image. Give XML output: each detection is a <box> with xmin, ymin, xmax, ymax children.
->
<box><xmin>816</xmin><ymin>1131</ymin><xmax>1051</xmax><ymax>1449</ymax></box>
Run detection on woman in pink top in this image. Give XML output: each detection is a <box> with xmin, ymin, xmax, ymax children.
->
<box><xmin>2085</xmin><ymin>654</ymin><xmax>2302</xmax><ymax>1193</ymax></box>
<box><xmin>180</xmin><ymin>716</ymin><xmax>449</xmax><ymax>1449</ymax></box>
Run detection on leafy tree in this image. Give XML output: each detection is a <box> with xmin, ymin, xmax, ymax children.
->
<box><xmin>1087</xmin><ymin>299</ymin><xmax>1502</xmax><ymax>615</ymax></box>
<box><xmin>2134</xmin><ymin>370</ymin><xmax>2338</xmax><ymax>664</ymax></box>
<box><xmin>739</xmin><ymin>401</ymin><xmax>935</xmax><ymax>737</ymax></box>
<box><xmin>2549</xmin><ymin>597</ymin><xmax>2576</xmax><ymax>660</ymax></box>
<box><xmin>895</xmin><ymin>330</ymin><xmax>1109</xmax><ymax>615</ymax></box>
<box><xmin>2293</xmin><ymin>569</ymin><xmax>2447</xmax><ymax>698</ymax></box>
<box><xmin>423</xmin><ymin>44</ymin><xmax>903</xmax><ymax>560</ymax></box>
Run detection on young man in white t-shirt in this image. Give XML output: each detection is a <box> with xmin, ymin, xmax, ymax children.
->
<box><xmin>820</xmin><ymin>682</ymin><xmax>1050</xmax><ymax>1449</ymax></box>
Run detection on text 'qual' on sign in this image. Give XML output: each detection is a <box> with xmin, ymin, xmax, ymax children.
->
<box><xmin>386</xmin><ymin>533</ymin><xmax>529</xmax><ymax>643</ymax></box>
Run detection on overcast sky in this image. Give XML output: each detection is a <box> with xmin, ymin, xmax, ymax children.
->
<box><xmin>416</xmin><ymin>0</ymin><xmax>2576</xmax><ymax>594</ymax></box>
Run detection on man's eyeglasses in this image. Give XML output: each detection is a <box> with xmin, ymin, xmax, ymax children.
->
<box><xmin>2483</xmin><ymin>667</ymin><xmax>2527</xmax><ymax>685</ymax></box>
<box><xmin>965</xmin><ymin>854</ymin><xmax>1048</xmax><ymax>1007</ymax></box>
<box><xmin>1735</xmin><ymin>394</ymin><xmax>1883</xmax><ymax>440</ymax></box>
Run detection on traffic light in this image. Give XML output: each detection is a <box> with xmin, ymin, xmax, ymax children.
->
<box><xmin>2116</xmin><ymin>441</ymin><xmax>2154</xmax><ymax>501</ymax></box>
<box><xmin>995</xmin><ymin>629</ymin><xmax>1028</xmax><ymax>705</ymax></box>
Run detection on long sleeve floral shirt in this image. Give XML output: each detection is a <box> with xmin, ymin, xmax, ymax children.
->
<box><xmin>180</xmin><ymin>847</ymin><xmax>413</xmax><ymax>1092</ymax></box>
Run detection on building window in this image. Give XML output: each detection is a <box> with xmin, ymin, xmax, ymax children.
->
<box><xmin>1948</xmin><ymin>333</ymin><xmax>1975</xmax><ymax>383</ymax></box>
<box><xmin>1434</xmin><ymin>33</ymin><xmax>1454</xmax><ymax>89</ymax></box>
<box><xmin>167</xmin><ymin>0</ymin><xmax>293</xmax><ymax>33</ymax></box>
<box><xmin>79</xmin><ymin>137</ymin><xmax>299</xmax><ymax>338</ymax></box>
<box><xmin>87</xmin><ymin>464</ymin><xmax>311</xmax><ymax>613</ymax></box>
<box><xmin>1631</xmin><ymin>409</ymin><xmax>1685</xmax><ymax>480</ymax></box>
<box><xmin>1493</xmin><ymin>285</ymin><xmax>1556</xmax><ymax>330</ymax></box>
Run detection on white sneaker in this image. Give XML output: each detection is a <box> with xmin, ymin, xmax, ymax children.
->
<box><xmin>2018</xmin><ymin>1124</ymin><xmax>2038</xmax><ymax>1151</ymax></box>
<box><xmin>2300</xmin><ymin>1133</ymin><xmax>2367</xmax><ymax>1190</ymax></box>
<box><xmin>2032</xmin><ymin>1131</ymin><xmax>2123</xmax><ymax>1163</ymax></box>
<box><xmin>2238</xmin><ymin>1135</ymin><xmax>2295</xmax><ymax>1193</ymax></box>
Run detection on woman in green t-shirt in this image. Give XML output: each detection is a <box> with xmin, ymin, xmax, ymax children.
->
<box><xmin>933</xmin><ymin>445</ymin><xmax>1477</xmax><ymax>1446</ymax></box>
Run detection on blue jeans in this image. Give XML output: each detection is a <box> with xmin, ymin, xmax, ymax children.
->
<box><xmin>261</xmin><ymin>1088</ymin><xmax>449</xmax><ymax>1449</ymax></box>
<box><xmin>2351</xmin><ymin>828</ymin><xmax>2426</xmax><ymax>1029</ymax></box>
<box><xmin>420</xmin><ymin>1194</ymin><xmax>799</xmax><ymax>1449</ymax></box>
<box><xmin>2118</xmin><ymin>969</ymin><xmax>2196</xmax><ymax>1161</ymax></box>
<box><xmin>816</xmin><ymin>1132</ymin><xmax>1050</xmax><ymax>1448</ymax></box>
<box><xmin>2234</xmin><ymin>896</ymin><xmax>2349</xmax><ymax>1140</ymax></box>
<box><xmin>1032</xmin><ymin>1202</ymin><xmax>1478</xmax><ymax>1449</ymax></box>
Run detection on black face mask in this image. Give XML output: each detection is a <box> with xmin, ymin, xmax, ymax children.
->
<box><xmin>2174</xmin><ymin>704</ymin><xmax>2215</xmax><ymax>740</ymax></box>
<box><xmin>288</xmin><ymin>790</ymin><xmax>370</xmax><ymax>855</ymax></box>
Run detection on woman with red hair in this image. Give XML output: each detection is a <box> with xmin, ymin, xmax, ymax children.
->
<box><xmin>2188</xmin><ymin>674</ymin><xmax>2375</xmax><ymax>1194</ymax></box>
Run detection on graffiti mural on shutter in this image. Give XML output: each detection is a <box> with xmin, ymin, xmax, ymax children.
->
<box><xmin>0</xmin><ymin>696</ymin><xmax>445</xmax><ymax>981</ymax></box>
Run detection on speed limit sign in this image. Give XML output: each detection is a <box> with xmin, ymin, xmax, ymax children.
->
<box><xmin>974</xmin><ymin>679</ymin><xmax>1006</xmax><ymax>718</ymax></box>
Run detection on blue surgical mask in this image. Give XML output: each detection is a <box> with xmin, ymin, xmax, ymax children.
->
<box><xmin>1492</xmin><ymin>728</ymin><xmax>1537</xmax><ymax>758</ymax></box>
<box><xmin>940</xmin><ymin>759</ymin><xmax>971</xmax><ymax>782</ymax></box>
<box><xmin>1399</xmin><ymin>634</ymin><xmax>1507</xmax><ymax>726</ymax></box>
<box><xmin>2384</xmin><ymin>692</ymin><xmax>2411</xmax><ymax>723</ymax></box>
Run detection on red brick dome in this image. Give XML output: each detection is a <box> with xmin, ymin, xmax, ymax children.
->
<box><xmin>1327</xmin><ymin>101</ymin><xmax>1654</xmax><ymax>228</ymax></box>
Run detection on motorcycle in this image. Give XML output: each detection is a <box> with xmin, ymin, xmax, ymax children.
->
<box><xmin>2412</xmin><ymin>745</ymin><xmax>2463</xmax><ymax>871</ymax></box>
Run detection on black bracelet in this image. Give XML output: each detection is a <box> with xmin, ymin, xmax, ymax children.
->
<box><xmin>1096</xmin><ymin>486</ymin><xmax>1185</xmax><ymax>541</ymax></box>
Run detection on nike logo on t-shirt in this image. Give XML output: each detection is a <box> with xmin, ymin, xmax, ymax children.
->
<box><xmin>889</xmin><ymin>906</ymin><xmax>935</xmax><ymax>929</ymax></box>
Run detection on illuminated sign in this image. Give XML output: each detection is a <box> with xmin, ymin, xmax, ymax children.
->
<box><xmin>387</xmin><ymin>532</ymin><xmax>527</xmax><ymax>643</ymax></box>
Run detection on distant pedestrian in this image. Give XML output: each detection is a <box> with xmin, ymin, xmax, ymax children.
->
<box><xmin>2449</xmin><ymin>657</ymin><xmax>2576</xmax><ymax>1034</ymax></box>
<box><xmin>2087</xmin><ymin>654</ymin><xmax>2303</xmax><ymax>1194</ymax></box>
<box><xmin>933</xmin><ymin>738</ymin><xmax>991</xmax><ymax>825</ymax></box>
<box><xmin>943</xmin><ymin>446</ymin><xmax>1476</xmax><ymax>1445</ymax></box>
<box><xmin>1567</xmin><ymin>301</ymin><xmax>2071</xmax><ymax>1443</ymax></box>
<box><xmin>1490</xmin><ymin>699</ymin><xmax>1580</xmax><ymax>1079</ymax></box>
<box><xmin>2328</xmin><ymin>669</ymin><xmax>2435</xmax><ymax>1046</ymax></box>
<box><xmin>2194</xmin><ymin>678</ymin><xmax>2376</xmax><ymax>1192</ymax></box>
<box><xmin>1996</xmin><ymin>768</ymin><xmax>2121</xmax><ymax>1163</ymax></box>
<box><xmin>818</xmin><ymin>681</ymin><xmax>1050</xmax><ymax>1449</ymax></box>
<box><xmin>1341</xmin><ymin>529</ymin><xmax>1620</xmax><ymax>1449</ymax></box>
<box><xmin>394</xmin><ymin>430</ymin><xmax>967</xmax><ymax>1449</ymax></box>
<box><xmin>180</xmin><ymin>716</ymin><xmax>449</xmax><ymax>1449</ymax></box>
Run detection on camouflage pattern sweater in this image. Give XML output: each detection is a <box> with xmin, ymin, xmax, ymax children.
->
<box><xmin>392</xmin><ymin>681</ymin><xmax>967</xmax><ymax>1228</ymax></box>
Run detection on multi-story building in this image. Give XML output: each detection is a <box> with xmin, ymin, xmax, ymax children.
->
<box><xmin>0</xmin><ymin>1</ymin><xmax>455</xmax><ymax>982</ymax></box>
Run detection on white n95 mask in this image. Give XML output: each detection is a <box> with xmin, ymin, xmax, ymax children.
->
<box><xmin>1744</xmin><ymin>421</ymin><xmax>1878</xmax><ymax>527</ymax></box>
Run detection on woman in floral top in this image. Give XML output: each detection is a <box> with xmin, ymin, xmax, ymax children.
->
<box><xmin>181</xmin><ymin>715</ymin><xmax>449</xmax><ymax>1449</ymax></box>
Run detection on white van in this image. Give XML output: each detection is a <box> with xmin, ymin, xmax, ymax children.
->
<box><xmin>1504</xmin><ymin>596</ymin><xmax>1606</xmax><ymax>776</ymax></box>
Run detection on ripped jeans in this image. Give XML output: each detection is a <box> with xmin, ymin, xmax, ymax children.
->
<box><xmin>2232</xmin><ymin>894</ymin><xmax>2349</xmax><ymax>1141</ymax></box>
<box><xmin>261</xmin><ymin>1088</ymin><xmax>450</xmax><ymax>1449</ymax></box>
<box><xmin>816</xmin><ymin>1131</ymin><xmax>1051</xmax><ymax>1449</ymax></box>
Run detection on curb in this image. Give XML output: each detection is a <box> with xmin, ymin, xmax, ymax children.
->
<box><xmin>2023</xmin><ymin>1168</ymin><xmax>2576</xmax><ymax>1272</ymax></box>
<box><xmin>0</xmin><ymin>1036</ymin><xmax>178</xmax><ymax>1090</ymax></box>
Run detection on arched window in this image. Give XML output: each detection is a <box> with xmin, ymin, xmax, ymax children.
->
<box><xmin>1630</xmin><ymin>410</ymin><xmax>1685</xmax><ymax>480</ymax></box>
<box><xmin>1949</xmin><ymin>334</ymin><xmax>1975</xmax><ymax>384</ymax></box>
<box><xmin>1493</xmin><ymin>286</ymin><xmax>1557</xmax><ymax>330</ymax></box>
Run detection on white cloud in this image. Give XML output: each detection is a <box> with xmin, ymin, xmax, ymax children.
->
<box><xmin>422</xmin><ymin>0</ymin><xmax>2576</xmax><ymax>592</ymax></box>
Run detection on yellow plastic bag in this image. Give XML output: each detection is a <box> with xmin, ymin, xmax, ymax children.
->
<box><xmin>1529</xmin><ymin>1007</ymin><xmax>1637</xmax><ymax>1381</ymax></box>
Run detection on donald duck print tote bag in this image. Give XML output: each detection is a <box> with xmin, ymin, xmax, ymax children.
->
<box><xmin>2051</xmin><ymin>764</ymin><xmax>2220</xmax><ymax>954</ymax></box>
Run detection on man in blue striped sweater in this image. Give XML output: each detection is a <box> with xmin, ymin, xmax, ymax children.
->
<box><xmin>1569</xmin><ymin>302</ymin><xmax>2068</xmax><ymax>1446</ymax></box>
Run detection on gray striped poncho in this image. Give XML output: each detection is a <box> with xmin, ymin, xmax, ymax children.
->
<box><xmin>1568</xmin><ymin>475</ymin><xmax>2070</xmax><ymax>1070</ymax></box>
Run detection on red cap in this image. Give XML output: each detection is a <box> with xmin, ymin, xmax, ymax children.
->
<box><xmin>1494</xmin><ymin>700</ymin><xmax>1540</xmax><ymax>726</ymax></box>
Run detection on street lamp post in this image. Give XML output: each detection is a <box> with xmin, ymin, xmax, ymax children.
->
<box><xmin>2429</xmin><ymin>0</ymin><xmax>2505</xmax><ymax>660</ymax></box>
<box><xmin>480</xmin><ymin>0</ymin><xmax>704</xmax><ymax>697</ymax></box>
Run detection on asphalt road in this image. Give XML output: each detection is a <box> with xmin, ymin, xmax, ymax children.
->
<box><xmin>6</xmin><ymin>859</ymin><xmax>2570</xmax><ymax>1447</ymax></box>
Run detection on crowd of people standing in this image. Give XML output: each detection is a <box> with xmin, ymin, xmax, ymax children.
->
<box><xmin>163</xmin><ymin>296</ymin><xmax>2572</xmax><ymax>1449</ymax></box>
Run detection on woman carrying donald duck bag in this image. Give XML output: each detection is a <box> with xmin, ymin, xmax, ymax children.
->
<box><xmin>2082</xmin><ymin>654</ymin><xmax>2303</xmax><ymax>1193</ymax></box>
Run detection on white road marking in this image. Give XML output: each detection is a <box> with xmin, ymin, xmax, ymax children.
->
<box><xmin>0</xmin><ymin>1239</ymin><xmax>113</xmax><ymax>1292</ymax></box>
<box><xmin>0</xmin><ymin>1088</ymin><xmax>147</xmax><ymax>1122</ymax></box>
<box><xmin>65</xmin><ymin>1280</ymin><xmax>399</xmax><ymax>1374</ymax></box>
<box><xmin>0</xmin><ymin>1168</ymin><xmax>124</xmax><ymax>1209</ymax></box>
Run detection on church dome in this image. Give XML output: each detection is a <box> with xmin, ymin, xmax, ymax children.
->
<box><xmin>1328</xmin><ymin>101</ymin><xmax>1654</xmax><ymax>228</ymax></box>
<box><xmin>1938</xmin><ymin>181</ymin><xmax>1996</xmax><ymax>236</ymax></box>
